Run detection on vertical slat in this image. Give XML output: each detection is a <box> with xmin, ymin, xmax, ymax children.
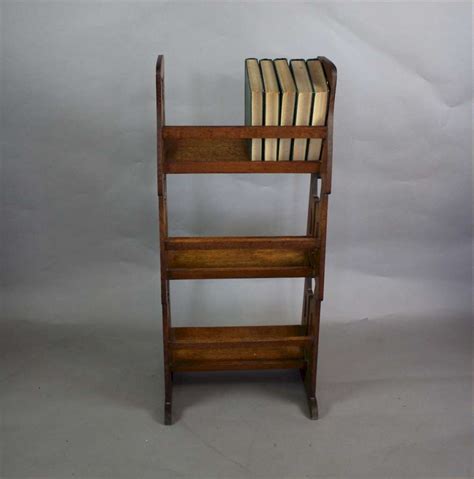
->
<box><xmin>302</xmin><ymin>173</ymin><xmax>319</xmax><ymax>332</ymax></box>
<box><xmin>319</xmin><ymin>57</ymin><xmax>337</xmax><ymax>195</ymax></box>
<box><xmin>303</xmin><ymin>288</ymin><xmax>321</xmax><ymax>419</ymax></box>
<box><xmin>316</xmin><ymin>56</ymin><xmax>337</xmax><ymax>300</ymax></box>
<box><xmin>316</xmin><ymin>192</ymin><xmax>328</xmax><ymax>301</ymax></box>
<box><xmin>156</xmin><ymin>54</ymin><xmax>172</xmax><ymax>425</ymax></box>
<box><xmin>301</xmin><ymin>277</ymin><xmax>312</xmax><ymax>331</ymax></box>
<box><xmin>300</xmin><ymin>171</ymin><xmax>319</xmax><ymax>419</ymax></box>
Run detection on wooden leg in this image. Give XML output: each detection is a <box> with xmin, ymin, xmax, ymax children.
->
<box><xmin>300</xmin><ymin>279</ymin><xmax>321</xmax><ymax>420</ymax></box>
<box><xmin>300</xmin><ymin>277</ymin><xmax>312</xmax><ymax>378</ymax></box>
<box><xmin>301</xmin><ymin>278</ymin><xmax>312</xmax><ymax>329</ymax></box>
<box><xmin>300</xmin><ymin>367</ymin><xmax>319</xmax><ymax>420</ymax></box>
<box><xmin>161</xmin><ymin>279</ymin><xmax>173</xmax><ymax>425</ymax></box>
<box><xmin>307</xmin><ymin>295</ymin><xmax>321</xmax><ymax>420</ymax></box>
<box><xmin>164</xmin><ymin>374</ymin><xmax>172</xmax><ymax>425</ymax></box>
<box><xmin>164</xmin><ymin>361</ymin><xmax>173</xmax><ymax>425</ymax></box>
<box><xmin>306</xmin><ymin>394</ymin><xmax>319</xmax><ymax>420</ymax></box>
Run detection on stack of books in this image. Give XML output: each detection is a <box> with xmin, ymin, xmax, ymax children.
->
<box><xmin>245</xmin><ymin>58</ymin><xmax>329</xmax><ymax>162</ymax></box>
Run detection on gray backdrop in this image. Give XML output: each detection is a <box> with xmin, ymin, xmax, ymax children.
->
<box><xmin>2</xmin><ymin>1</ymin><xmax>472</xmax><ymax>326</ymax></box>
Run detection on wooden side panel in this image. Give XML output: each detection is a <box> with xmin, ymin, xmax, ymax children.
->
<box><xmin>299</xmin><ymin>57</ymin><xmax>337</xmax><ymax>420</ymax></box>
<box><xmin>319</xmin><ymin>57</ymin><xmax>337</xmax><ymax>194</ymax></box>
<box><xmin>157</xmin><ymin>55</ymin><xmax>173</xmax><ymax>425</ymax></box>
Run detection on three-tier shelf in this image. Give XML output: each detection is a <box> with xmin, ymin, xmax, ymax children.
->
<box><xmin>156</xmin><ymin>55</ymin><xmax>337</xmax><ymax>425</ymax></box>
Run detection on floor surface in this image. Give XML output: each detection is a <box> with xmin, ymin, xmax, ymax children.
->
<box><xmin>1</xmin><ymin>311</ymin><xmax>472</xmax><ymax>478</ymax></box>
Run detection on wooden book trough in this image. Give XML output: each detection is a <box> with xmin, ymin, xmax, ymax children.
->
<box><xmin>156</xmin><ymin>55</ymin><xmax>337</xmax><ymax>424</ymax></box>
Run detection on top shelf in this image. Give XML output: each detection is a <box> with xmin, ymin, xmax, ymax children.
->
<box><xmin>162</xmin><ymin>126</ymin><xmax>326</xmax><ymax>174</ymax></box>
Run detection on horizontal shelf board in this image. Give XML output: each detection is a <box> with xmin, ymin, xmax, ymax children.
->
<box><xmin>171</xmin><ymin>325</ymin><xmax>312</xmax><ymax>350</ymax></box>
<box><xmin>171</xmin><ymin>359</ymin><xmax>307</xmax><ymax>372</ymax></box>
<box><xmin>173</xmin><ymin>324</ymin><xmax>306</xmax><ymax>339</ymax></box>
<box><xmin>167</xmin><ymin>266</ymin><xmax>313</xmax><ymax>280</ymax></box>
<box><xmin>172</xmin><ymin>345</ymin><xmax>304</xmax><ymax>362</ymax></box>
<box><xmin>163</xmin><ymin>125</ymin><xmax>327</xmax><ymax>139</ymax></box>
<box><xmin>168</xmin><ymin>248</ymin><xmax>310</xmax><ymax>269</ymax></box>
<box><xmin>165</xmin><ymin>161</ymin><xmax>321</xmax><ymax>174</ymax></box>
<box><xmin>171</xmin><ymin>326</ymin><xmax>308</xmax><ymax>369</ymax></box>
<box><xmin>166</xmin><ymin>247</ymin><xmax>314</xmax><ymax>279</ymax></box>
<box><xmin>171</xmin><ymin>336</ymin><xmax>312</xmax><ymax>350</ymax></box>
<box><xmin>166</xmin><ymin>236</ymin><xmax>319</xmax><ymax>250</ymax></box>
<box><xmin>170</xmin><ymin>338</ymin><xmax>305</xmax><ymax>361</ymax></box>
<box><xmin>163</xmin><ymin>138</ymin><xmax>322</xmax><ymax>174</ymax></box>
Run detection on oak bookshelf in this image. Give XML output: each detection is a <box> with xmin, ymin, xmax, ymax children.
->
<box><xmin>156</xmin><ymin>55</ymin><xmax>337</xmax><ymax>425</ymax></box>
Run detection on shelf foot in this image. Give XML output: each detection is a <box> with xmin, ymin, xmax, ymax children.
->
<box><xmin>307</xmin><ymin>395</ymin><xmax>319</xmax><ymax>420</ymax></box>
<box><xmin>164</xmin><ymin>401</ymin><xmax>172</xmax><ymax>425</ymax></box>
<box><xmin>300</xmin><ymin>367</ymin><xmax>319</xmax><ymax>420</ymax></box>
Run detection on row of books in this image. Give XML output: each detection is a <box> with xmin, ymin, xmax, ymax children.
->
<box><xmin>245</xmin><ymin>58</ymin><xmax>329</xmax><ymax>162</ymax></box>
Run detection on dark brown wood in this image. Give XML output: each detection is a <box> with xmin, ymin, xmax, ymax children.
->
<box><xmin>166</xmin><ymin>236</ymin><xmax>318</xmax><ymax>250</ymax></box>
<box><xmin>172</xmin><ymin>324</ymin><xmax>306</xmax><ymax>339</ymax></box>
<box><xmin>166</xmin><ymin>160</ymin><xmax>321</xmax><ymax>174</ymax></box>
<box><xmin>167</xmin><ymin>247</ymin><xmax>309</xmax><ymax>269</ymax></box>
<box><xmin>298</xmin><ymin>56</ymin><xmax>337</xmax><ymax>419</ymax></box>
<box><xmin>319</xmin><ymin>57</ymin><xmax>337</xmax><ymax>194</ymax></box>
<box><xmin>164</xmin><ymin>138</ymin><xmax>321</xmax><ymax>174</ymax></box>
<box><xmin>170</xmin><ymin>325</ymin><xmax>307</xmax><ymax>369</ymax></box>
<box><xmin>300</xmin><ymin>285</ymin><xmax>320</xmax><ymax>420</ymax></box>
<box><xmin>171</xmin><ymin>337</ymin><xmax>312</xmax><ymax>349</ymax></box>
<box><xmin>171</xmin><ymin>324</ymin><xmax>312</xmax><ymax>350</ymax></box>
<box><xmin>173</xmin><ymin>347</ymin><xmax>304</xmax><ymax>363</ymax></box>
<box><xmin>168</xmin><ymin>265</ymin><xmax>313</xmax><ymax>280</ymax></box>
<box><xmin>316</xmin><ymin>57</ymin><xmax>337</xmax><ymax>297</ymax></box>
<box><xmin>166</xmin><ymin>243</ymin><xmax>316</xmax><ymax>279</ymax></box>
<box><xmin>163</xmin><ymin>125</ymin><xmax>327</xmax><ymax>139</ymax></box>
<box><xmin>156</xmin><ymin>54</ymin><xmax>337</xmax><ymax>424</ymax></box>
<box><xmin>156</xmin><ymin>55</ymin><xmax>173</xmax><ymax>426</ymax></box>
<box><xmin>172</xmin><ymin>359</ymin><xmax>307</xmax><ymax>372</ymax></box>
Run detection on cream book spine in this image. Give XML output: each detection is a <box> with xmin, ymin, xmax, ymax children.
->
<box><xmin>274</xmin><ymin>59</ymin><xmax>297</xmax><ymax>162</ymax></box>
<box><xmin>306</xmin><ymin>59</ymin><xmax>329</xmax><ymax>161</ymax></box>
<box><xmin>290</xmin><ymin>60</ymin><xmax>314</xmax><ymax>161</ymax></box>
<box><xmin>260</xmin><ymin>59</ymin><xmax>280</xmax><ymax>161</ymax></box>
<box><xmin>245</xmin><ymin>58</ymin><xmax>264</xmax><ymax>161</ymax></box>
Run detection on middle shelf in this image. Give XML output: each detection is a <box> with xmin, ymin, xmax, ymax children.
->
<box><xmin>164</xmin><ymin>236</ymin><xmax>318</xmax><ymax>280</ymax></box>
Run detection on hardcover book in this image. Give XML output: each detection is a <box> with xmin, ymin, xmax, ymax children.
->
<box><xmin>306</xmin><ymin>59</ymin><xmax>329</xmax><ymax>161</ymax></box>
<box><xmin>244</xmin><ymin>58</ymin><xmax>264</xmax><ymax>161</ymax></box>
<box><xmin>260</xmin><ymin>59</ymin><xmax>280</xmax><ymax>161</ymax></box>
<box><xmin>290</xmin><ymin>59</ymin><xmax>314</xmax><ymax>161</ymax></box>
<box><xmin>274</xmin><ymin>59</ymin><xmax>297</xmax><ymax>161</ymax></box>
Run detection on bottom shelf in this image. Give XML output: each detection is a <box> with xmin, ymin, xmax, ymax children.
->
<box><xmin>170</xmin><ymin>324</ymin><xmax>311</xmax><ymax>372</ymax></box>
